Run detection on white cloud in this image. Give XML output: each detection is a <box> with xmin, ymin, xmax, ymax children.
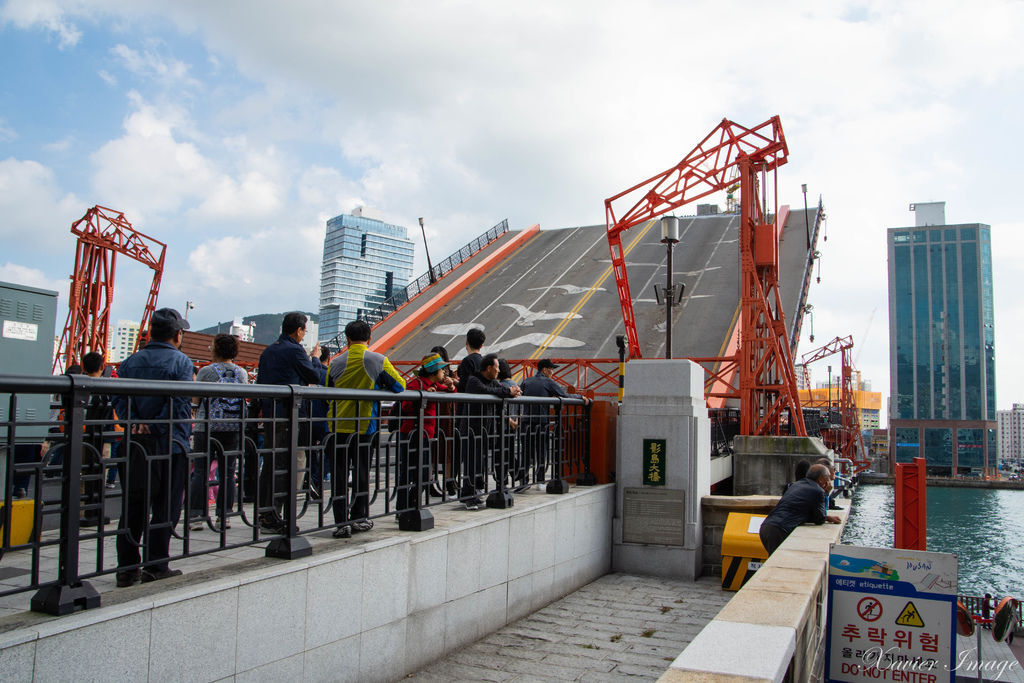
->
<box><xmin>0</xmin><ymin>0</ymin><xmax>81</xmax><ymax>48</ymax></box>
<box><xmin>0</xmin><ymin>263</ymin><xmax>66</xmax><ymax>297</ymax></box>
<box><xmin>4</xmin><ymin>1</ymin><xmax>1024</xmax><ymax>407</ymax></box>
<box><xmin>0</xmin><ymin>157</ymin><xmax>81</xmax><ymax>244</ymax></box>
<box><xmin>43</xmin><ymin>135</ymin><xmax>73</xmax><ymax>152</ymax></box>
<box><xmin>98</xmin><ymin>69</ymin><xmax>117</xmax><ymax>87</ymax></box>
<box><xmin>111</xmin><ymin>43</ymin><xmax>199</xmax><ymax>88</ymax></box>
<box><xmin>0</xmin><ymin>118</ymin><xmax>16</xmax><ymax>142</ymax></box>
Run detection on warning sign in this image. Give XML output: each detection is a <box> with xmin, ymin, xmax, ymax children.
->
<box><xmin>826</xmin><ymin>545</ymin><xmax>956</xmax><ymax>682</ymax></box>
<box><xmin>895</xmin><ymin>601</ymin><xmax>925</xmax><ymax>627</ymax></box>
<box><xmin>857</xmin><ymin>597</ymin><xmax>883</xmax><ymax>622</ymax></box>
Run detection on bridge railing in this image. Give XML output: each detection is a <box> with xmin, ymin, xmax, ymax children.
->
<box><xmin>0</xmin><ymin>373</ymin><xmax>590</xmax><ymax>615</ymax></box>
<box><xmin>360</xmin><ymin>218</ymin><xmax>510</xmax><ymax>327</ymax></box>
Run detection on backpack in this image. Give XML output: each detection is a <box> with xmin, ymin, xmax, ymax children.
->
<box><xmin>208</xmin><ymin>365</ymin><xmax>245</xmax><ymax>432</ymax></box>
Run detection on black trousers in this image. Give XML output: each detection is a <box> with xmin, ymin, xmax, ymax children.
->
<box><xmin>332</xmin><ymin>433</ymin><xmax>374</xmax><ymax>524</ymax></box>
<box><xmin>117</xmin><ymin>435</ymin><xmax>188</xmax><ymax>573</ymax></box>
<box><xmin>758</xmin><ymin>522</ymin><xmax>788</xmax><ymax>556</ymax></box>
<box><xmin>258</xmin><ymin>421</ymin><xmax>309</xmax><ymax>521</ymax></box>
<box><xmin>396</xmin><ymin>432</ymin><xmax>431</xmax><ymax>513</ymax></box>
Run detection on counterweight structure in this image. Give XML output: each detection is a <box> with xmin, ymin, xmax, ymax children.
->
<box><xmin>800</xmin><ymin>335</ymin><xmax>869</xmax><ymax>469</ymax></box>
<box><xmin>54</xmin><ymin>206</ymin><xmax>166</xmax><ymax>371</ymax></box>
<box><xmin>604</xmin><ymin>116</ymin><xmax>805</xmax><ymax>436</ymax></box>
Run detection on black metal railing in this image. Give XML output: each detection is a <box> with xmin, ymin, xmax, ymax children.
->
<box><xmin>360</xmin><ymin>219</ymin><xmax>509</xmax><ymax>326</ymax></box>
<box><xmin>0</xmin><ymin>372</ymin><xmax>591</xmax><ymax>615</ymax></box>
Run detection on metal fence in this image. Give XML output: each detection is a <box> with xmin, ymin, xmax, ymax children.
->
<box><xmin>360</xmin><ymin>219</ymin><xmax>509</xmax><ymax>326</ymax></box>
<box><xmin>0</xmin><ymin>373</ymin><xmax>591</xmax><ymax>615</ymax></box>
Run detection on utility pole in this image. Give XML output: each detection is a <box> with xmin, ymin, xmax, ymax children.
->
<box><xmin>802</xmin><ymin>183</ymin><xmax>810</xmax><ymax>250</ymax></box>
<box><xmin>418</xmin><ymin>217</ymin><xmax>436</xmax><ymax>284</ymax></box>
<box><xmin>185</xmin><ymin>301</ymin><xmax>194</xmax><ymax>321</ymax></box>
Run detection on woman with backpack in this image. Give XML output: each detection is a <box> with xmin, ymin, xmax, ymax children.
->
<box><xmin>189</xmin><ymin>333</ymin><xmax>248</xmax><ymax>531</ymax></box>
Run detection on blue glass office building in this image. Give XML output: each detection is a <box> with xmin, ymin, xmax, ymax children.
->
<box><xmin>318</xmin><ymin>209</ymin><xmax>414</xmax><ymax>345</ymax></box>
<box><xmin>887</xmin><ymin>202</ymin><xmax>996</xmax><ymax>475</ymax></box>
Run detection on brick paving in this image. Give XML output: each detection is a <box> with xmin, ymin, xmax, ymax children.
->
<box><xmin>409</xmin><ymin>573</ymin><xmax>730</xmax><ymax>682</ymax></box>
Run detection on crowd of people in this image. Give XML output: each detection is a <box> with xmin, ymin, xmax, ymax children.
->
<box><xmin>42</xmin><ymin>308</ymin><xmax>590</xmax><ymax>587</ymax></box>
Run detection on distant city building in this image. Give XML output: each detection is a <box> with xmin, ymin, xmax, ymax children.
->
<box><xmin>996</xmin><ymin>403</ymin><xmax>1024</xmax><ymax>465</ymax></box>
<box><xmin>302</xmin><ymin>320</ymin><xmax>319</xmax><ymax>353</ymax></box>
<box><xmin>887</xmin><ymin>202</ymin><xmax>996</xmax><ymax>475</ymax></box>
<box><xmin>228</xmin><ymin>316</ymin><xmax>256</xmax><ymax>343</ymax></box>
<box><xmin>108</xmin><ymin>319</ymin><xmax>140</xmax><ymax>363</ymax></box>
<box><xmin>317</xmin><ymin>206</ymin><xmax>414</xmax><ymax>344</ymax></box>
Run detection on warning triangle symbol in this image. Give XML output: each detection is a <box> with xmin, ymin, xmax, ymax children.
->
<box><xmin>895</xmin><ymin>601</ymin><xmax>925</xmax><ymax>628</ymax></box>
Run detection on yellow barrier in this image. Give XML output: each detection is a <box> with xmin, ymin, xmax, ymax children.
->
<box><xmin>721</xmin><ymin>512</ymin><xmax>768</xmax><ymax>591</ymax></box>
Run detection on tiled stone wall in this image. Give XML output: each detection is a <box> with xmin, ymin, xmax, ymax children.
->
<box><xmin>0</xmin><ymin>485</ymin><xmax>613</xmax><ymax>682</ymax></box>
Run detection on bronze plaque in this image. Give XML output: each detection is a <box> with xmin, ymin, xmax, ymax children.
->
<box><xmin>622</xmin><ymin>487</ymin><xmax>685</xmax><ymax>546</ymax></box>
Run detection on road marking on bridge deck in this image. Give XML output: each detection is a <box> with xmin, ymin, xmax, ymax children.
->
<box><xmin>528</xmin><ymin>219</ymin><xmax>658</xmax><ymax>361</ymax></box>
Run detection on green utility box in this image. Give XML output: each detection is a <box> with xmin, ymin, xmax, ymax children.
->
<box><xmin>721</xmin><ymin>512</ymin><xmax>769</xmax><ymax>591</ymax></box>
<box><xmin>0</xmin><ymin>280</ymin><xmax>59</xmax><ymax>485</ymax></box>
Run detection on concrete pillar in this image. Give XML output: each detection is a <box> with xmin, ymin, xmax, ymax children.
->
<box><xmin>612</xmin><ymin>359</ymin><xmax>710</xmax><ymax>580</ymax></box>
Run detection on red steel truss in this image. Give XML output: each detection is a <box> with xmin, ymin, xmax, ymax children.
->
<box><xmin>54</xmin><ymin>206</ymin><xmax>166</xmax><ymax>371</ymax></box>
<box><xmin>800</xmin><ymin>335</ymin><xmax>869</xmax><ymax>469</ymax></box>
<box><xmin>604</xmin><ymin>116</ymin><xmax>805</xmax><ymax>436</ymax></box>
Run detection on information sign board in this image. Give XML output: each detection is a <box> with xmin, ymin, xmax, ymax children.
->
<box><xmin>826</xmin><ymin>544</ymin><xmax>956</xmax><ymax>682</ymax></box>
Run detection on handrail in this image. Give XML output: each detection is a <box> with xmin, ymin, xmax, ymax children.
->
<box><xmin>357</xmin><ymin>218</ymin><xmax>510</xmax><ymax>329</ymax></box>
<box><xmin>0</xmin><ymin>373</ymin><xmax>590</xmax><ymax>615</ymax></box>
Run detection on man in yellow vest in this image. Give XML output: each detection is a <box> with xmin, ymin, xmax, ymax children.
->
<box><xmin>326</xmin><ymin>320</ymin><xmax>405</xmax><ymax>538</ymax></box>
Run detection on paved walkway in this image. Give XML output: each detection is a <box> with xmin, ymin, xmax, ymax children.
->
<box><xmin>410</xmin><ymin>573</ymin><xmax>731</xmax><ymax>682</ymax></box>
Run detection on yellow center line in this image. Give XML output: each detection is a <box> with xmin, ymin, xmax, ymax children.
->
<box><xmin>528</xmin><ymin>219</ymin><xmax>658</xmax><ymax>361</ymax></box>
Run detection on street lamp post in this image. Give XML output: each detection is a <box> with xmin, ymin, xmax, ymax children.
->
<box><xmin>654</xmin><ymin>216</ymin><xmax>683</xmax><ymax>359</ymax></box>
<box><xmin>185</xmin><ymin>301</ymin><xmax>195</xmax><ymax>321</ymax></box>
<box><xmin>802</xmin><ymin>183</ymin><xmax>810</xmax><ymax>250</ymax></box>
<box><xmin>418</xmin><ymin>217</ymin><xmax>436</xmax><ymax>285</ymax></box>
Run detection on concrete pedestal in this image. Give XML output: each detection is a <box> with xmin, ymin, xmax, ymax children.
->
<box><xmin>612</xmin><ymin>360</ymin><xmax>710</xmax><ymax>580</ymax></box>
<box><xmin>732</xmin><ymin>435</ymin><xmax>832</xmax><ymax>496</ymax></box>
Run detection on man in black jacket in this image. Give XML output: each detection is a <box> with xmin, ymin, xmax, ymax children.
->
<box><xmin>461</xmin><ymin>353</ymin><xmax>521</xmax><ymax>508</ymax></box>
<box><xmin>758</xmin><ymin>463</ymin><xmax>841</xmax><ymax>555</ymax></box>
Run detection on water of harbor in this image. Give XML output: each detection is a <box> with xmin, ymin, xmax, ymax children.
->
<box><xmin>841</xmin><ymin>483</ymin><xmax>1024</xmax><ymax>597</ymax></box>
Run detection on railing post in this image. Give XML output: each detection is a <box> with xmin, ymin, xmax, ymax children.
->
<box><xmin>397</xmin><ymin>392</ymin><xmax>434</xmax><ymax>530</ymax></box>
<box><xmin>31</xmin><ymin>377</ymin><xmax>100</xmax><ymax>614</ymax></box>
<box><xmin>486</xmin><ymin>397</ymin><xmax>514</xmax><ymax>509</ymax></box>
<box><xmin>265</xmin><ymin>386</ymin><xmax>312</xmax><ymax>559</ymax></box>
<box><xmin>546</xmin><ymin>399</ymin><xmax>570</xmax><ymax>494</ymax></box>
<box><xmin>576</xmin><ymin>401</ymin><xmax>597</xmax><ymax>485</ymax></box>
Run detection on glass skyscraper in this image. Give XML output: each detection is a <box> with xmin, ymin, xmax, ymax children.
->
<box><xmin>317</xmin><ymin>207</ymin><xmax>414</xmax><ymax>345</ymax></box>
<box><xmin>887</xmin><ymin>202</ymin><xmax>996</xmax><ymax>475</ymax></box>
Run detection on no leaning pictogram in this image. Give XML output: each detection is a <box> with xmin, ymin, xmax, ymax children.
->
<box><xmin>857</xmin><ymin>596</ymin><xmax>883</xmax><ymax>621</ymax></box>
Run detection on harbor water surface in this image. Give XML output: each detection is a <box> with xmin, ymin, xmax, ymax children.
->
<box><xmin>841</xmin><ymin>483</ymin><xmax>1024</xmax><ymax>597</ymax></box>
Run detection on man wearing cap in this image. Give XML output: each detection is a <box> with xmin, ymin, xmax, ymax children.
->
<box><xmin>111</xmin><ymin>307</ymin><xmax>194</xmax><ymax>586</ymax></box>
<box><xmin>758</xmin><ymin>463</ymin><xmax>842</xmax><ymax>555</ymax></box>
<box><xmin>326</xmin><ymin>320</ymin><xmax>405</xmax><ymax>537</ymax></box>
<box><xmin>519</xmin><ymin>359</ymin><xmax>591</xmax><ymax>488</ymax></box>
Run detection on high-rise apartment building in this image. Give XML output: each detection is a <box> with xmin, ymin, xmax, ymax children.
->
<box><xmin>996</xmin><ymin>403</ymin><xmax>1024</xmax><ymax>466</ymax></box>
<box><xmin>317</xmin><ymin>207</ymin><xmax>414</xmax><ymax>344</ymax></box>
<box><xmin>887</xmin><ymin>202</ymin><xmax>996</xmax><ymax>475</ymax></box>
<box><xmin>108</xmin><ymin>319</ymin><xmax>140</xmax><ymax>363</ymax></box>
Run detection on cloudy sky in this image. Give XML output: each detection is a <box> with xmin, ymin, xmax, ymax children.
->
<box><xmin>2</xmin><ymin>1</ymin><xmax>1022</xmax><ymax>415</ymax></box>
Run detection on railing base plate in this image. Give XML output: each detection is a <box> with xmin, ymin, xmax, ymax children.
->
<box><xmin>546</xmin><ymin>479</ymin><xmax>571</xmax><ymax>495</ymax></box>
<box><xmin>486</xmin><ymin>490</ymin><xmax>514</xmax><ymax>509</ymax></box>
<box><xmin>397</xmin><ymin>509</ymin><xmax>435</xmax><ymax>531</ymax></box>
<box><xmin>265</xmin><ymin>535</ymin><xmax>313</xmax><ymax>560</ymax></box>
<box><xmin>30</xmin><ymin>581</ymin><xmax>101</xmax><ymax>616</ymax></box>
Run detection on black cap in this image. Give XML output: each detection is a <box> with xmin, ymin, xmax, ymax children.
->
<box><xmin>151</xmin><ymin>307</ymin><xmax>190</xmax><ymax>334</ymax></box>
<box><xmin>537</xmin><ymin>359</ymin><xmax>558</xmax><ymax>371</ymax></box>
